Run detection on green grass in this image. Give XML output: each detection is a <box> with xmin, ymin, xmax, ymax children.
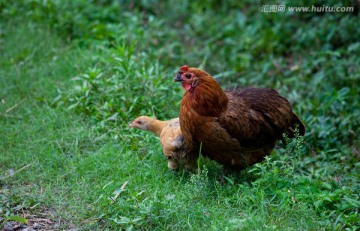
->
<box><xmin>1</xmin><ymin>0</ymin><xmax>359</xmax><ymax>230</ymax></box>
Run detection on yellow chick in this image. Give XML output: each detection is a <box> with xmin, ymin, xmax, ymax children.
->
<box><xmin>129</xmin><ymin>116</ymin><xmax>194</xmax><ymax>170</ymax></box>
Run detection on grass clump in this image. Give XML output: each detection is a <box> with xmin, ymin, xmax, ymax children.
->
<box><xmin>52</xmin><ymin>42</ymin><xmax>180</xmax><ymax>128</ymax></box>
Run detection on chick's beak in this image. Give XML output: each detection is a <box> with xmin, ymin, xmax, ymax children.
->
<box><xmin>174</xmin><ymin>73</ymin><xmax>183</xmax><ymax>82</ymax></box>
<box><xmin>128</xmin><ymin>121</ymin><xmax>134</xmax><ymax>127</ymax></box>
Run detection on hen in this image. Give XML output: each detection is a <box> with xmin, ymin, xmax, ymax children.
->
<box><xmin>129</xmin><ymin>116</ymin><xmax>193</xmax><ymax>170</ymax></box>
<box><xmin>174</xmin><ymin>65</ymin><xmax>305</xmax><ymax>170</ymax></box>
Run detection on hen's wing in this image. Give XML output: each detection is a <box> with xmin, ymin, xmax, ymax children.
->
<box><xmin>218</xmin><ymin>88</ymin><xmax>302</xmax><ymax>150</ymax></box>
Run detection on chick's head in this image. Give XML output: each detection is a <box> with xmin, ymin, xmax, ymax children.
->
<box><xmin>128</xmin><ymin>116</ymin><xmax>152</xmax><ymax>131</ymax></box>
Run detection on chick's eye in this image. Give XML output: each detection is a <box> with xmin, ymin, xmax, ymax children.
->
<box><xmin>185</xmin><ymin>73</ymin><xmax>192</xmax><ymax>79</ymax></box>
<box><xmin>137</xmin><ymin>121</ymin><xmax>142</xmax><ymax>124</ymax></box>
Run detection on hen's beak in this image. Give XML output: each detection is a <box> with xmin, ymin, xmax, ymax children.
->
<box><xmin>174</xmin><ymin>73</ymin><xmax>183</xmax><ymax>82</ymax></box>
<box><xmin>128</xmin><ymin>121</ymin><xmax>135</xmax><ymax>127</ymax></box>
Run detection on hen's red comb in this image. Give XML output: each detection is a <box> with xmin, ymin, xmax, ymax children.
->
<box><xmin>180</xmin><ymin>65</ymin><xmax>189</xmax><ymax>72</ymax></box>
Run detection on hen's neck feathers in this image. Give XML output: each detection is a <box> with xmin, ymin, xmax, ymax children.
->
<box><xmin>182</xmin><ymin>73</ymin><xmax>228</xmax><ymax>117</ymax></box>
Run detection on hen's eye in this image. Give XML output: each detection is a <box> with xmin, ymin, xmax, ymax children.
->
<box><xmin>185</xmin><ymin>73</ymin><xmax>192</xmax><ymax>79</ymax></box>
<box><xmin>137</xmin><ymin>121</ymin><xmax>142</xmax><ymax>124</ymax></box>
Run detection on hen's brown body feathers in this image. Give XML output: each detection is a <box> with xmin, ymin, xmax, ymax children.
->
<box><xmin>175</xmin><ymin>66</ymin><xmax>305</xmax><ymax>170</ymax></box>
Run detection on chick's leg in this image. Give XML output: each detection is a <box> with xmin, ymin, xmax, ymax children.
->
<box><xmin>184</xmin><ymin>156</ymin><xmax>198</xmax><ymax>171</ymax></box>
<box><xmin>167</xmin><ymin>158</ymin><xmax>180</xmax><ymax>170</ymax></box>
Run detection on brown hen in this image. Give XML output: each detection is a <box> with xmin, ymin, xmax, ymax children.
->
<box><xmin>174</xmin><ymin>66</ymin><xmax>305</xmax><ymax>170</ymax></box>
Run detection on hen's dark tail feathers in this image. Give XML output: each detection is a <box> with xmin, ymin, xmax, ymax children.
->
<box><xmin>286</xmin><ymin>113</ymin><xmax>305</xmax><ymax>138</ymax></box>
